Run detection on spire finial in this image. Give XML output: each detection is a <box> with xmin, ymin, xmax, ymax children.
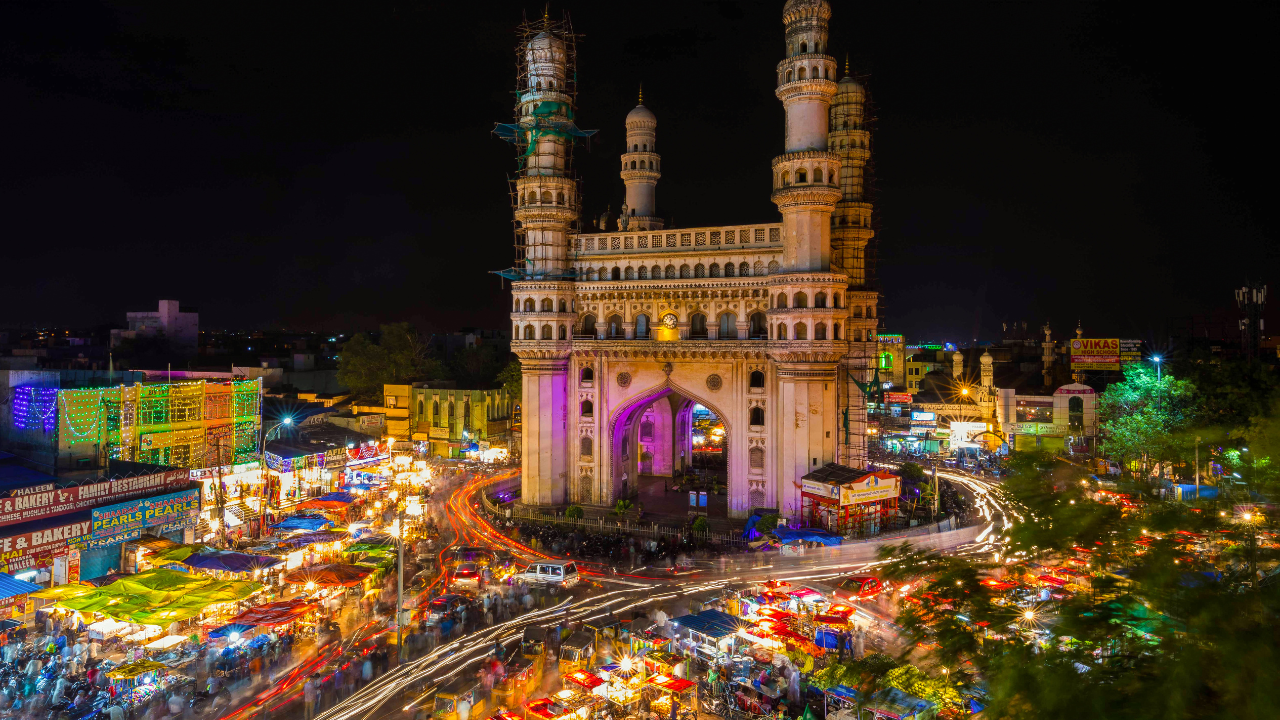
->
<box><xmin>543</xmin><ymin>3</ymin><xmax>549</xmax><ymax>21</ymax></box>
<box><xmin>844</xmin><ymin>53</ymin><xmax>850</xmax><ymax>77</ymax></box>
<box><xmin>638</xmin><ymin>83</ymin><xmax>643</xmax><ymax>104</ymax></box>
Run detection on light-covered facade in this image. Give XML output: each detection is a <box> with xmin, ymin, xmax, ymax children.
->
<box><xmin>500</xmin><ymin>1</ymin><xmax>880</xmax><ymax>521</ymax></box>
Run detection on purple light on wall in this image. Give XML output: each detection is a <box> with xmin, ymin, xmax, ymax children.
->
<box><xmin>12</xmin><ymin>386</ymin><xmax>58</xmax><ymax>433</ymax></box>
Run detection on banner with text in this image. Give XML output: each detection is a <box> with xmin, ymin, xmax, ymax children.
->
<box><xmin>1070</xmin><ymin>338</ymin><xmax>1120</xmax><ymax>370</ymax></box>
<box><xmin>91</xmin><ymin>487</ymin><xmax>201</xmax><ymax>539</ymax></box>
<box><xmin>0</xmin><ymin>469</ymin><xmax>189</xmax><ymax>526</ymax></box>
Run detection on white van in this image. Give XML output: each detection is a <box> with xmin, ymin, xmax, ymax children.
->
<box><xmin>516</xmin><ymin>560</ymin><xmax>580</xmax><ymax>588</ymax></box>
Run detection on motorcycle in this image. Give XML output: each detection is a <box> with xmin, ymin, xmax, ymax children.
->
<box><xmin>189</xmin><ymin>688</ymin><xmax>233</xmax><ymax>717</ymax></box>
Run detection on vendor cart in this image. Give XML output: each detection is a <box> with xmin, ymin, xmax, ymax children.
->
<box><xmin>644</xmin><ymin>674</ymin><xmax>697</xmax><ymax>720</ymax></box>
<box><xmin>584</xmin><ymin>617</ymin><xmax>625</xmax><ymax>661</ymax></box>
<box><xmin>522</xmin><ymin>697</ymin><xmax>567</xmax><ymax>720</ymax></box>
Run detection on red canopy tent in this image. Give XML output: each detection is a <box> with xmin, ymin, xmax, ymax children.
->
<box><xmin>227</xmin><ymin>599</ymin><xmax>321</xmax><ymax>627</ymax></box>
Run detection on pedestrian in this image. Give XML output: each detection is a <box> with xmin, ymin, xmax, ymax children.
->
<box><xmin>303</xmin><ymin>675</ymin><xmax>318</xmax><ymax>720</ymax></box>
<box><xmin>361</xmin><ymin>657</ymin><xmax>373</xmax><ymax>688</ymax></box>
<box><xmin>333</xmin><ymin>667</ymin><xmax>345</xmax><ymax>701</ymax></box>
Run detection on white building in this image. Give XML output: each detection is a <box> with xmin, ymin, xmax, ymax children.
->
<box><xmin>110</xmin><ymin>300</ymin><xmax>198</xmax><ymax>352</ymax></box>
<box><xmin>500</xmin><ymin>1</ymin><xmax>880</xmax><ymax>522</ymax></box>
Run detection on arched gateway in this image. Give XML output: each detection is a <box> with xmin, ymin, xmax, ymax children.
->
<box><xmin>498</xmin><ymin>2</ymin><xmax>883</xmax><ymax>523</ymax></box>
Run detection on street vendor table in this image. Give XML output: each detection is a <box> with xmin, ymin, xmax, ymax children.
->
<box><xmin>645</xmin><ymin>675</ymin><xmax>697</xmax><ymax>719</ymax></box>
<box><xmin>736</xmin><ymin>678</ymin><xmax>783</xmax><ymax>701</ymax></box>
<box><xmin>144</xmin><ymin>635</ymin><xmax>188</xmax><ymax>651</ymax></box>
<box><xmin>88</xmin><ymin>619</ymin><xmax>131</xmax><ymax>639</ymax></box>
<box><xmin>523</xmin><ymin>697</ymin><xmax>566</xmax><ymax>720</ymax></box>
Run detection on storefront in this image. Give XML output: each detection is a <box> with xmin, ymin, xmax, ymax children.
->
<box><xmin>801</xmin><ymin>465</ymin><xmax>900</xmax><ymax>536</ymax></box>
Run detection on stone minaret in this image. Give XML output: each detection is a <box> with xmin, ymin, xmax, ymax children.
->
<box><xmin>508</xmin><ymin>20</ymin><xmax>582</xmax><ymax>506</ymax></box>
<box><xmin>620</xmin><ymin>89</ymin><xmax>663</xmax><ymax>231</ymax></box>
<box><xmin>771</xmin><ymin>0</ymin><xmax>841</xmax><ymax>272</ymax></box>
<box><xmin>830</xmin><ymin>59</ymin><xmax>873</xmax><ymax>288</ymax></box>
<box><xmin>830</xmin><ymin>54</ymin><xmax>880</xmax><ymax>472</ymax></box>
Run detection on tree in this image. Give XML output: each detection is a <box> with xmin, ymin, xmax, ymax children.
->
<box><xmin>756</xmin><ymin>513</ymin><xmax>781</xmax><ymax>533</ymax></box>
<box><xmin>565</xmin><ymin>505</ymin><xmax>584</xmax><ymax>521</ymax></box>
<box><xmin>611</xmin><ymin>499</ymin><xmax>634</xmax><ymax>516</ymax></box>
<box><xmin>691</xmin><ymin>516</ymin><xmax>709</xmax><ymax>533</ymax></box>
<box><xmin>448</xmin><ymin>344</ymin><xmax>507</xmax><ymax>389</ymax></box>
<box><xmin>877</xmin><ymin>455</ymin><xmax>1280</xmax><ymax>720</ymax></box>
<box><xmin>336</xmin><ymin>323</ymin><xmax>439</xmax><ymax>402</ymax></box>
<box><xmin>1096</xmin><ymin>364</ymin><xmax>1197</xmax><ymax>480</ymax></box>
<box><xmin>496</xmin><ymin>360</ymin><xmax>522</xmax><ymax>403</ymax></box>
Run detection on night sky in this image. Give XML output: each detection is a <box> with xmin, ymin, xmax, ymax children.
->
<box><xmin>3</xmin><ymin>2</ymin><xmax>1275</xmax><ymax>343</ymax></box>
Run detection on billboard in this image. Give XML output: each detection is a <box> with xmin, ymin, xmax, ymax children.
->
<box><xmin>91</xmin><ymin>487</ymin><xmax>201</xmax><ymax>539</ymax></box>
<box><xmin>0</xmin><ymin>469</ymin><xmax>191</xmax><ymax>526</ymax></box>
<box><xmin>949</xmin><ymin>422</ymin><xmax>989</xmax><ymax>444</ymax></box>
<box><xmin>1069</xmin><ymin>338</ymin><xmax>1120</xmax><ymax>370</ymax></box>
<box><xmin>1120</xmin><ymin>339</ymin><xmax>1144</xmax><ymax>364</ymax></box>
<box><xmin>0</xmin><ymin>517</ymin><xmax>93</xmax><ymax>574</ymax></box>
<box><xmin>884</xmin><ymin>393</ymin><xmax>913</xmax><ymax>404</ymax></box>
<box><xmin>839</xmin><ymin>474</ymin><xmax>901</xmax><ymax>506</ymax></box>
<box><xmin>910</xmin><ymin>411</ymin><xmax>936</xmax><ymax>427</ymax></box>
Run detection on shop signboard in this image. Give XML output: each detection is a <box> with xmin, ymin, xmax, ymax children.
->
<box><xmin>0</xmin><ymin>469</ymin><xmax>190</xmax><ymax>526</ymax></box>
<box><xmin>884</xmin><ymin>393</ymin><xmax>912</xmax><ymax>404</ymax></box>
<box><xmin>839</xmin><ymin>474</ymin><xmax>900</xmax><ymax>506</ymax></box>
<box><xmin>1069</xmin><ymin>338</ymin><xmax>1120</xmax><ymax>370</ymax></box>
<box><xmin>949</xmin><ymin>422</ymin><xmax>989</xmax><ymax>444</ymax></box>
<box><xmin>0</xmin><ymin>517</ymin><xmax>93</xmax><ymax>574</ymax></box>
<box><xmin>802</xmin><ymin>480</ymin><xmax>840</xmax><ymax>503</ymax></box>
<box><xmin>428</xmin><ymin>426</ymin><xmax>450</xmax><ymax>440</ymax></box>
<box><xmin>91</xmin><ymin>487</ymin><xmax>201</xmax><ymax>539</ymax></box>
<box><xmin>910</xmin><ymin>411</ymin><xmax>936</xmax><ymax>427</ymax></box>
<box><xmin>1120</xmin><ymin>339</ymin><xmax>1144</xmax><ymax>364</ymax></box>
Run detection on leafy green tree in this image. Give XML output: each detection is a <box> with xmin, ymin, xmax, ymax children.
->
<box><xmin>611</xmin><ymin>499</ymin><xmax>634</xmax><ymax>516</ymax></box>
<box><xmin>448</xmin><ymin>344</ymin><xmax>507</xmax><ymax>389</ymax></box>
<box><xmin>755</xmin><ymin>513</ymin><xmax>781</xmax><ymax>533</ymax></box>
<box><xmin>496</xmin><ymin>360</ymin><xmax>522</xmax><ymax>403</ymax></box>
<box><xmin>1097</xmin><ymin>364</ymin><xmax>1198</xmax><ymax>480</ymax></box>
<box><xmin>877</xmin><ymin>455</ymin><xmax>1280</xmax><ymax>720</ymax></box>
<box><xmin>336</xmin><ymin>322</ymin><xmax>439</xmax><ymax>401</ymax></box>
<box><xmin>565</xmin><ymin>505</ymin><xmax>584</xmax><ymax>521</ymax></box>
<box><xmin>691</xmin><ymin>516</ymin><xmax>709</xmax><ymax>533</ymax></box>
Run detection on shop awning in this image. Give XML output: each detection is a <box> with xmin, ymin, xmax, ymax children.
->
<box><xmin>669</xmin><ymin>609</ymin><xmax>742</xmax><ymax>640</ymax></box>
<box><xmin>523</xmin><ymin>698</ymin><xmax>565</xmax><ymax>719</ymax></box>
<box><xmin>144</xmin><ymin>635</ymin><xmax>189</xmax><ymax>650</ymax></box>
<box><xmin>646</xmin><ymin>675</ymin><xmax>696</xmax><ymax>693</ymax></box>
<box><xmin>346</xmin><ymin>535</ymin><xmax>397</xmax><ymax>553</ymax></box>
<box><xmin>282</xmin><ymin>563</ymin><xmax>374</xmax><ymax>587</ymax></box>
<box><xmin>33</xmin><ymin>568</ymin><xmax>262</xmax><ymax>624</ymax></box>
<box><xmin>107</xmin><ymin>660</ymin><xmax>167</xmax><ymax>680</ymax></box>
<box><xmin>207</xmin><ymin>623</ymin><xmax>254</xmax><ymax>639</ymax></box>
<box><xmin>298</xmin><ymin>492</ymin><xmax>356</xmax><ymax>510</ymax></box>
<box><xmin>270</xmin><ymin>515</ymin><xmax>333</xmax><ymax>532</ymax></box>
<box><xmin>563</xmin><ymin>669</ymin><xmax>604</xmax><ymax>690</ymax></box>
<box><xmin>225</xmin><ymin>599</ymin><xmax>321</xmax><ymax>626</ymax></box>
<box><xmin>277</xmin><ymin>530</ymin><xmax>347</xmax><ymax>549</ymax></box>
<box><xmin>183</xmin><ymin>550</ymin><xmax>284</xmax><ymax>573</ymax></box>
<box><xmin>0</xmin><ymin>572</ymin><xmax>44</xmax><ymax>600</ymax></box>
<box><xmin>132</xmin><ymin>535</ymin><xmax>182</xmax><ymax>552</ymax></box>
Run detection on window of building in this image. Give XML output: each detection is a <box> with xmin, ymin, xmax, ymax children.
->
<box><xmin>750</xmin><ymin>407</ymin><xmax>765</xmax><ymax>426</ymax></box>
<box><xmin>690</xmin><ymin>313</ymin><xmax>708</xmax><ymax>339</ymax></box>
<box><xmin>580</xmin><ymin>436</ymin><xmax>593</xmax><ymax>457</ymax></box>
<box><xmin>750</xmin><ymin>370</ymin><xmax>765</xmax><ymax>388</ymax></box>
<box><xmin>581</xmin><ymin>400</ymin><xmax>593</xmax><ymax>416</ymax></box>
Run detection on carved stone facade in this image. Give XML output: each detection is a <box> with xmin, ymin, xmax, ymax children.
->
<box><xmin>504</xmin><ymin>0</ymin><xmax>880</xmax><ymax>521</ymax></box>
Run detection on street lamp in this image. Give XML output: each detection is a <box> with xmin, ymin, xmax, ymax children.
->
<box><xmin>1152</xmin><ymin>355</ymin><xmax>1162</xmax><ymax>382</ymax></box>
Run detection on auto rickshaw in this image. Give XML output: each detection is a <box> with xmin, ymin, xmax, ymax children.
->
<box><xmin>521</xmin><ymin>626</ymin><xmax>548</xmax><ymax>677</ymax></box>
<box><xmin>425</xmin><ymin>676</ymin><xmax>488</xmax><ymax>720</ymax></box>
<box><xmin>492</xmin><ymin>655</ymin><xmax>538</xmax><ymax>709</ymax></box>
<box><xmin>558</xmin><ymin>630</ymin><xmax>596</xmax><ymax>676</ymax></box>
<box><xmin>584</xmin><ymin>617</ymin><xmax>624</xmax><ymax>661</ymax></box>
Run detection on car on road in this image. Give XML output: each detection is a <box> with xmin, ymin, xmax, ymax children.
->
<box><xmin>450</xmin><ymin>562</ymin><xmax>483</xmax><ymax>590</ymax></box>
<box><xmin>513</xmin><ymin>560</ymin><xmax>580</xmax><ymax>588</ymax></box>
<box><xmin>424</xmin><ymin>594</ymin><xmax>470</xmax><ymax>625</ymax></box>
<box><xmin>833</xmin><ymin>575</ymin><xmax>883</xmax><ymax>602</ymax></box>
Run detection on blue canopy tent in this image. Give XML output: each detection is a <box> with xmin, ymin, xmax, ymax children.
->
<box><xmin>207</xmin><ymin>623</ymin><xmax>254</xmax><ymax>640</ymax></box>
<box><xmin>670</xmin><ymin>609</ymin><xmax>742</xmax><ymax>641</ymax></box>
<box><xmin>771</xmin><ymin>528</ymin><xmax>844</xmax><ymax>546</ymax></box>
<box><xmin>0</xmin><ymin>572</ymin><xmax>42</xmax><ymax>601</ymax></box>
<box><xmin>183</xmin><ymin>551</ymin><xmax>284</xmax><ymax>574</ymax></box>
<box><xmin>269</xmin><ymin>515</ymin><xmax>333</xmax><ymax>533</ymax></box>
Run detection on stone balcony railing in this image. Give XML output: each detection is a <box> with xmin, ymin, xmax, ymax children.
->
<box><xmin>573</xmin><ymin>223</ymin><xmax>782</xmax><ymax>256</ymax></box>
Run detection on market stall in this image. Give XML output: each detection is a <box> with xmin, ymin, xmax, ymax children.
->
<box><xmin>645</xmin><ymin>675</ymin><xmax>697</xmax><ymax>720</ymax></box>
<box><xmin>669</xmin><ymin>609</ymin><xmax>742</xmax><ymax>665</ymax></box>
<box><xmin>107</xmin><ymin>660</ymin><xmax>194</xmax><ymax>711</ymax></box>
<box><xmin>597</xmin><ymin>661</ymin><xmax>644</xmax><ymax>715</ymax></box>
